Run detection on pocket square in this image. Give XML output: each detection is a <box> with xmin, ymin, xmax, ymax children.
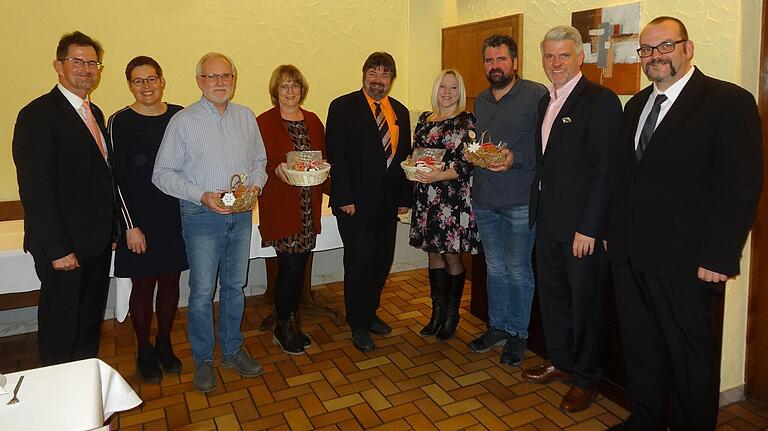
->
<box><xmin>562</xmin><ymin>117</ymin><xmax>572</xmax><ymax>124</ymax></box>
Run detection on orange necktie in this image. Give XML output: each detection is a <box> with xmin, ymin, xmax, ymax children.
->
<box><xmin>82</xmin><ymin>100</ymin><xmax>106</xmax><ymax>159</ymax></box>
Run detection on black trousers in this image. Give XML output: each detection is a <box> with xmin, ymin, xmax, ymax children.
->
<box><xmin>336</xmin><ymin>211</ymin><xmax>398</xmax><ymax>331</ymax></box>
<box><xmin>612</xmin><ymin>261</ymin><xmax>722</xmax><ymax>431</ymax></box>
<box><xmin>274</xmin><ymin>251</ymin><xmax>310</xmax><ymax>320</ymax></box>
<box><xmin>535</xmin><ymin>235</ymin><xmax>606</xmax><ymax>388</ymax></box>
<box><xmin>34</xmin><ymin>247</ymin><xmax>111</xmax><ymax>366</ymax></box>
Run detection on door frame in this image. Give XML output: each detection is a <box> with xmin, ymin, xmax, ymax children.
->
<box><xmin>745</xmin><ymin>0</ymin><xmax>768</xmax><ymax>403</ymax></box>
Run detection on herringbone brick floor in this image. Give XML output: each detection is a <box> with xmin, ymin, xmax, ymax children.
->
<box><xmin>1</xmin><ymin>269</ymin><xmax>767</xmax><ymax>430</ymax></box>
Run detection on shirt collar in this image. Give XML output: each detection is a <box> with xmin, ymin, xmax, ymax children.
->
<box><xmin>547</xmin><ymin>72</ymin><xmax>582</xmax><ymax>100</ymax></box>
<box><xmin>362</xmin><ymin>89</ymin><xmax>389</xmax><ymax>109</ymax></box>
<box><xmin>482</xmin><ymin>74</ymin><xmax>520</xmax><ymax>103</ymax></box>
<box><xmin>651</xmin><ymin>65</ymin><xmax>696</xmax><ymax>104</ymax></box>
<box><xmin>57</xmin><ymin>83</ymin><xmax>87</xmax><ymax>110</ymax></box>
<box><xmin>199</xmin><ymin>95</ymin><xmax>229</xmax><ymax>115</ymax></box>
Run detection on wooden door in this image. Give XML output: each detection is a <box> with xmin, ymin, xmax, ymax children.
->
<box><xmin>746</xmin><ymin>0</ymin><xmax>768</xmax><ymax>403</ymax></box>
<box><xmin>442</xmin><ymin>15</ymin><xmax>523</xmax><ymax>112</ymax></box>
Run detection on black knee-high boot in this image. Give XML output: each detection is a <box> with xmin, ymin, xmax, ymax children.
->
<box><xmin>436</xmin><ymin>272</ymin><xmax>465</xmax><ymax>340</ymax></box>
<box><xmin>420</xmin><ymin>268</ymin><xmax>448</xmax><ymax>336</ymax></box>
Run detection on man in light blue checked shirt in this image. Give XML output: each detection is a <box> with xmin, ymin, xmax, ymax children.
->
<box><xmin>152</xmin><ymin>52</ymin><xmax>267</xmax><ymax>393</ymax></box>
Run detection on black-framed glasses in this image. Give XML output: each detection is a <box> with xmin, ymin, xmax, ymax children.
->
<box><xmin>130</xmin><ymin>76</ymin><xmax>160</xmax><ymax>87</ymax></box>
<box><xmin>60</xmin><ymin>57</ymin><xmax>103</xmax><ymax>69</ymax></box>
<box><xmin>199</xmin><ymin>73</ymin><xmax>235</xmax><ymax>83</ymax></box>
<box><xmin>636</xmin><ymin>40</ymin><xmax>687</xmax><ymax>58</ymax></box>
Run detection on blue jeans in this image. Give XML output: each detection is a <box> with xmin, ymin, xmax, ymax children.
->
<box><xmin>473</xmin><ymin>204</ymin><xmax>535</xmax><ymax>338</ymax></box>
<box><xmin>180</xmin><ymin>200</ymin><xmax>252</xmax><ymax>362</ymax></box>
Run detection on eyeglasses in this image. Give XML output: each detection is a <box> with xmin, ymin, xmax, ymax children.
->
<box><xmin>199</xmin><ymin>73</ymin><xmax>235</xmax><ymax>83</ymax></box>
<box><xmin>279</xmin><ymin>82</ymin><xmax>301</xmax><ymax>92</ymax></box>
<box><xmin>60</xmin><ymin>57</ymin><xmax>103</xmax><ymax>69</ymax></box>
<box><xmin>636</xmin><ymin>40</ymin><xmax>687</xmax><ymax>58</ymax></box>
<box><xmin>130</xmin><ymin>76</ymin><xmax>160</xmax><ymax>87</ymax></box>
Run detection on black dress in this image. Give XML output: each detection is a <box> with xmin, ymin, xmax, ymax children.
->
<box><xmin>409</xmin><ymin>111</ymin><xmax>481</xmax><ymax>254</ymax></box>
<box><xmin>109</xmin><ymin>105</ymin><xmax>188</xmax><ymax>278</ymax></box>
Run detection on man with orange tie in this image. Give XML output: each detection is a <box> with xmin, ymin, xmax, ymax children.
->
<box><xmin>326</xmin><ymin>52</ymin><xmax>412</xmax><ymax>352</ymax></box>
<box><xmin>13</xmin><ymin>31</ymin><xmax>117</xmax><ymax>365</ymax></box>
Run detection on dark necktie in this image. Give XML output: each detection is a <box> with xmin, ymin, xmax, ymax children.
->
<box><xmin>374</xmin><ymin>101</ymin><xmax>393</xmax><ymax>165</ymax></box>
<box><xmin>636</xmin><ymin>94</ymin><xmax>667</xmax><ymax>161</ymax></box>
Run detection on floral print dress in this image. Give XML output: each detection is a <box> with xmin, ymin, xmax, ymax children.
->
<box><xmin>409</xmin><ymin>111</ymin><xmax>481</xmax><ymax>254</ymax></box>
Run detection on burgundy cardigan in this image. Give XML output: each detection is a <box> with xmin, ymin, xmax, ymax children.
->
<box><xmin>256</xmin><ymin>106</ymin><xmax>326</xmax><ymax>243</ymax></box>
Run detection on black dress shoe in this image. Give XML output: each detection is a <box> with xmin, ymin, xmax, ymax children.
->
<box><xmin>369</xmin><ymin>316</ymin><xmax>392</xmax><ymax>335</ymax></box>
<box><xmin>155</xmin><ymin>336</ymin><xmax>182</xmax><ymax>374</ymax></box>
<box><xmin>352</xmin><ymin>329</ymin><xmax>375</xmax><ymax>352</ymax></box>
<box><xmin>607</xmin><ymin>422</ymin><xmax>630</xmax><ymax>430</ymax></box>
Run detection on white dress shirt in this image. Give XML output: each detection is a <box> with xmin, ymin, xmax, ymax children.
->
<box><xmin>633</xmin><ymin>65</ymin><xmax>696</xmax><ymax>149</ymax></box>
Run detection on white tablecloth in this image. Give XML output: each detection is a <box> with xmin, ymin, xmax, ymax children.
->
<box><xmin>0</xmin><ymin>211</ymin><xmax>343</xmax><ymax>322</ymax></box>
<box><xmin>0</xmin><ymin>358</ymin><xmax>142</xmax><ymax>431</ymax></box>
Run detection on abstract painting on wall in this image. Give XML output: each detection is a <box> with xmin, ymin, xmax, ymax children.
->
<box><xmin>572</xmin><ymin>3</ymin><xmax>641</xmax><ymax>94</ymax></box>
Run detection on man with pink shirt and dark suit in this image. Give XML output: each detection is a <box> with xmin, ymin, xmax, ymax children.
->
<box><xmin>524</xmin><ymin>25</ymin><xmax>622</xmax><ymax>413</ymax></box>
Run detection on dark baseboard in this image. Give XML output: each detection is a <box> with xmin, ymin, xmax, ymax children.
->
<box><xmin>0</xmin><ymin>200</ymin><xmax>24</xmax><ymax>221</ymax></box>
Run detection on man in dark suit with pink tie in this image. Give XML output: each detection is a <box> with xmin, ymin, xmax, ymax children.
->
<box><xmin>13</xmin><ymin>31</ymin><xmax>116</xmax><ymax>366</ymax></box>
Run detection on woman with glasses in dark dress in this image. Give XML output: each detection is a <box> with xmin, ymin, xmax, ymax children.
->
<box><xmin>109</xmin><ymin>56</ymin><xmax>188</xmax><ymax>382</ymax></box>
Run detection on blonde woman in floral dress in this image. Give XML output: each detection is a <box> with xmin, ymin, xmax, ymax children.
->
<box><xmin>409</xmin><ymin>69</ymin><xmax>480</xmax><ymax>340</ymax></box>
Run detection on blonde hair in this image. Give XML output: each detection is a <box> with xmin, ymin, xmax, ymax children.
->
<box><xmin>268</xmin><ymin>64</ymin><xmax>309</xmax><ymax>106</ymax></box>
<box><xmin>427</xmin><ymin>69</ymin><xmax>466</xmax><ymax>122</ymax></box>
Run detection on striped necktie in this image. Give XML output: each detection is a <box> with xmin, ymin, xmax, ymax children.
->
<box><xmin>374</xmin><ymin>101</ymin><xmax>393</xmax><ymax>165</ymax></box>
<box><xmin>82</xmin><ymin>100</ymin><xmax>106</xmax><ymax>160</ymax></box>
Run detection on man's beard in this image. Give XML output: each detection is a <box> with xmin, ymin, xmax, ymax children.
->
<box><xmin>366</xmin><ymin>82</ymin><xmax>387</xmax><ymax>99</ymax></box>
<box><xmin>486</xmin><ymin>68</ymin><xmax>514</xmax><ymax>89</ymax></box>
<box><xmin>644</xmin><ymin>58</ymin><xmax>677</xmax><ymax>82</ymax></box>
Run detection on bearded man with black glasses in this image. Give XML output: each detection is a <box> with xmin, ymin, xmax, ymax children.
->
<box><xmin>606</xmin><ymin>16</ymin><xmax>762</xmax><ymax>430</ymax></box>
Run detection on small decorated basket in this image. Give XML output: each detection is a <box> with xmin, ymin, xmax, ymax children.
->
<box><xmin>463</xmin><ymin>130</ymin><xmax>507</xmax><ymax>168</ymax></box>
<box><xmin>283</xmin><ymin>151</ymin><xmax>330</xmax><ymax>187</ymax></box>
<box><xmin>283</xmin><ymin>163</ymin><xmax>330</xmax><ymax>186</ymax></box>
<box><xmin>401</xmin><ymin>148</ymin><xmax>446</xmax><ymax>182</ymax></box>
<box><xmin>215</xmin><ymin>173</ymin><xmax>259</xmax><ymax>213</ymax></box>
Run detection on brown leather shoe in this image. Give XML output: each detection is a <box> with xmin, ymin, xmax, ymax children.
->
<box><xmin>560</xmin><ymin>384</ymin><xmax>598</xmax><ymax>413</ymax></box>
<box><xmin>522</xmin><ymin>362</ymin><xmax>572</xmax><ymax>384</ymax></box>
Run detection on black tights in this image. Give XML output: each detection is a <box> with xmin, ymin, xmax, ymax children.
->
<box><xmin>275</xmin><ymin>252</ymin><xmax>310</xmax><ymax>320</ymax></box>
<box><xmin>428</xmin><ymin>252</ymin><xmax>464</xmax><ymax>275</ymax></box>
<box><xmin>129</xmin><ymin>271</ymin><xmax>181</xmax><ymax>349</ymax></box>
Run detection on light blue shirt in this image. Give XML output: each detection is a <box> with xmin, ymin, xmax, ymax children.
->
<box><xmin>152</xmin><ymin>96</ymin><xmax>268</xmax><ymax>205</ymax></box>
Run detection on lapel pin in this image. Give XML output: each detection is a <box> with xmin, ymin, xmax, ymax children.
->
<box><xmin>562</xmin><ymin>117</ymin><xmax>572</xmax><ymax>124</ymax></box>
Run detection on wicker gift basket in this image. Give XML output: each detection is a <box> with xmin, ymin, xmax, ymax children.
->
<box><xmin>401</xmin><ymin>148</ymin><xmax>446</xmax><ymax>182</ymax></box>
<box><xmin>463</xmin><ymin>130</ymin><xmax>507</xmax><ymax>168</ymax></box>
<box><xmin>283</xmin><ymin>150</ymin><xmax>331</xmax><ymax>187</ymax></box>
<box><xmin>214</xmin><ymin>173</ymin><xmax>259</xmax><ymax>213</ymax></box>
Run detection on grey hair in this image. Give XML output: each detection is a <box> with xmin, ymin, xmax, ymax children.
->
<box><xmin>195</xmin><ymin>52</ymin><xmax>238</xmax><ymax>76</ymax></box>
<box><xmin>540</xmin><ymin>25</ymin><xmax>583</xmax><ymax>54</ymax></box>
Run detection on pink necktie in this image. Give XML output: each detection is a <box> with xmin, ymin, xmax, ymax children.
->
<box><xmin>82</xmin><ymin>100</ymin><xmax>106</xmax><ymax>159</ymax></box>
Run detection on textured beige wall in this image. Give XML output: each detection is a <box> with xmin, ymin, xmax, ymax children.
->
<box><xmin>0</xmin><ymin>0</ymin><xmax>409</xmax><ymax>201</ymax></box>
<box><xmin>405</xmin><ymin>0</ymin><xmax>761</xmax><ymax>392</ymax></box>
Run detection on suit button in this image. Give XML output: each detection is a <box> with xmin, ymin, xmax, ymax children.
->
<box><xmin>629</xmin><ymin>215</ymin><xmax>638</xmax><ymax>222</ymax></box>
<box><xmin>632</xmin><ymin>177</ymin><xmax>639</xmax><ymax>184</ymax></box>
